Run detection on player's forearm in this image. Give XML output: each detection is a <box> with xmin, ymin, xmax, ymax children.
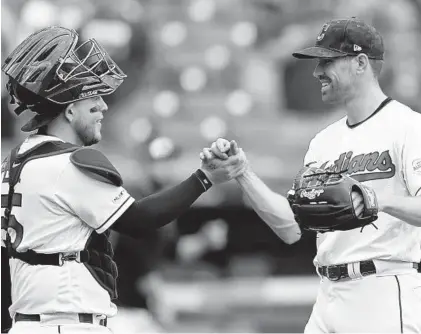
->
<box><xmin>378</xmin><ymin>194</ymin><xmax>421</xmax><ymax>227</ymax></box>
<box><xmin>236</xmin><ymin>169</ymin><xmax>301</xmax><ymax>244</ymax></box>
<box><xmin>113</xmin><ymin>173</ymin><xmax>207</xmax><ymax>237</ymax></box>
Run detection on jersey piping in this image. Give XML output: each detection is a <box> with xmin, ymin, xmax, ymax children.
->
<box><xmin>346</xmin><ymin>97</ymin><xmax>393</xmax><ymax>128</ymax></box>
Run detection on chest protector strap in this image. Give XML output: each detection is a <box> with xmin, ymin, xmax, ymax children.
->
<box><xmin>3</xmin><ymin>141</ymin><xmax>119</xmax><ymax>299</ymax></box>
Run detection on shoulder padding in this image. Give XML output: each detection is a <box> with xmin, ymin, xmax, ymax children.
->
<box><xmin>70</xmin><ymin>148</ymin><xmax>123</xmax><ymax>186</ymax></box>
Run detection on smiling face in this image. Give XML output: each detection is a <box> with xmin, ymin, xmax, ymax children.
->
<box><xmin>70</xmin><ymin>96</ymin><xmax>108</xmax><ymax>146</ymax></box>
<box><xmin>313</xmin><ymin>56</ymin><xmax>358</xmax><ymax>104</ymax></box>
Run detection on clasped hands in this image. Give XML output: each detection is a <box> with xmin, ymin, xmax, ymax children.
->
<box><xmin>199</xmin><ymin>138</ymin><xmax>370</xmax><ymax>217</ymax></box>
<box><xmin>199</xmin><ymin>138</ymin><xmax>248</xmax><ymax>185</ymax></box>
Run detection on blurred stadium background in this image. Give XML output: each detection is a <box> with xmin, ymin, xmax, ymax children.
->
<box><xmin>1</xmin><ymin>0</ymin><xmax>421</xmax><ymax>332</ymax></box>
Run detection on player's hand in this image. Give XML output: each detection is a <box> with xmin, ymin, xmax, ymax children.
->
<box><xmin>199</xmin><ymin>138</ymin><xmax>238</xmax><ymax>161</ymax></box>
<box><xmin>199</xmin><ymin>141</ymin><xmax>248</xmax><ymax>184</ymax></box>
<box><xmin>208</xmin><ymin>138</ymin><xmax>234</xmax><ymax>160</ymax></box>
<box><xmin>352</xmin><ymin>190</ymin><xmax>365</xmax><ymax>217</ymax></box>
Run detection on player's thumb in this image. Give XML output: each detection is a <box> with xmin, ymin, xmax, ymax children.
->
<box><xmin>230</xmin><ymin>140</ymin><xmax>239</xmax><ymax>155</ymax></box>
<box><xmin>216</xmin><ymin>138</ymin><xmax>230</xmax><ymax>153</ymax></box>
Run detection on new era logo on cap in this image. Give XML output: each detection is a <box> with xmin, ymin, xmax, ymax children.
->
<box><xmin>292</xmin><ymin>18</ymin><xmax>384</xmax><ymax>60</ymax></box>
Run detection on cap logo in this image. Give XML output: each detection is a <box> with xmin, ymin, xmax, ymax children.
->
<box><xmin>317</xmin><ymin>23</ymin><xmax>330</xmax><ymax>41</ymax></box>
<box><xmin>353</xmin><ymin>44</ymin><xmax>362</xmax><ymax>51</ymax></box>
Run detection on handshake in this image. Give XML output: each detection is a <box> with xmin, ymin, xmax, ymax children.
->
<box><xmin>199</xmin><ymin>138</ymin><xmax>249</xmax><ymax>185</ymax></box>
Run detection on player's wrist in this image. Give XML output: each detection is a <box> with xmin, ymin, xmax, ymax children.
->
<box><xmin>235</xmin><ymin>165</ymin><xmax>254</xmax><ymax>183</ymax></box>
<box><xmin>376</xmin><ymin>193</ymin><xmax>392</xmax><ymax>212</ymax></box>
<box><xmin>193</xmin><ymin>169</ymin><xmax>213</xmax><ymax>191</ymax></box>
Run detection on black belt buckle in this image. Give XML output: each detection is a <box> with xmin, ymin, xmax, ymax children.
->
<box><xmin>59</xmin><ymin>252</ymin><xmax>79</xmax><ymax>266</ymax></box>
<box><xmin>326</xmin><ymin>266</ymin><xmax>341</xmax><ymax>281</ymax></box>
<box><xmin>79</xmin><ymin>313</ymin><xmax>107</xmax><ymax>327</ymax></box>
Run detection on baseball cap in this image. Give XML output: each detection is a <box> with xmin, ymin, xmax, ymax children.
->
<box><xmin>292</xmin><ymin>18</ymin><xmax>384</xmax><ymax>60</ymax></box>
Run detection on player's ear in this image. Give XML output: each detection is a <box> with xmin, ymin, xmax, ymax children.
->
<box><xmin>355</xmin><ymin>54</ymin><xmax>369</xmax><ymax>75</ymax></box>
<box><xmin>63</xmin><ymin>103</ymin><xmax>75</xmax><ymax>123</ymax></box>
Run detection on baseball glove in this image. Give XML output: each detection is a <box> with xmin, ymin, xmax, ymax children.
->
<box><xmin>287</xmin><ymin>166</ymin><xmax>379</xmax><ymax>232</ymax></box>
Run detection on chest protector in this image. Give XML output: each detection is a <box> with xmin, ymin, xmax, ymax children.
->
<box><xmin>2</xmin><ymin>140</ymin><xmax>120</xmax><ymax>299</ymax></box>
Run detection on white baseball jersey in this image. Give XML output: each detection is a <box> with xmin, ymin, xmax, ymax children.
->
<box><xmin>304</xmin><ymin>99</ymin><xmax>421</xmax><ymax>266</ymax></box>
<box><xmin>1</xmin><ymin>135</ymin><xmax>134</xmax><ymax>318</ymax></box>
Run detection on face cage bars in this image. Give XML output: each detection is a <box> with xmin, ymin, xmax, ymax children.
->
<box><xmin>56</xmin><ymin>38</ymin><xmax>126</xmax><ymax>82</ymax></box>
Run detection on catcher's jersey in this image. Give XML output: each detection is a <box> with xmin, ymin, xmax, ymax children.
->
<box><xmin>1</xmin><ymin>135</ymin><xmax>134</xmax><ymax>317</ymax></box>
<box><xmin>304</xmin><ymin>99</ymin><xmax>421</xmax><ymax>266</ymax></box>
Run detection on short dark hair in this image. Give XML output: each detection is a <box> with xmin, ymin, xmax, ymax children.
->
<box><xmin>369</xmin><ymin>59</ymin><xmax>383</xmax><ymax>78</ymax></box>
<box><xmin>37</xmin><ymin>125</ymin><xmax>49</xmax><ymax>135</ymax></box>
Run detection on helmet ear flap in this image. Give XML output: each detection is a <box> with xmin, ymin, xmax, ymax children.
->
<box><xmin>6</xmin><ymin>76</ymin><xmax>66</xmax><ymax>132</ymax></box>
<box><xmin>6</xmin><ymin>78</ymin><xmax>29</xmax><ymax>115</ymax></box>
<box><xmin>8</xmin><ymin>78</ymin><xmax>42</xmax><ymax>108</ymax></box>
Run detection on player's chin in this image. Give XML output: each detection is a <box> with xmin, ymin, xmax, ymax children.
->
<box><xmin>84</xmin><ymin>133</ymin><xmax>102</xmax><ymax>146</ymax></box>
<box><xmin>321</xmin><ymin>93</ymin><xmax>337</xmax><ymax>104</ymax></box>
<box><xmin>94</xmin><ymin>132</ymin><xmax>102</xmax><ymax>144</ymax></box>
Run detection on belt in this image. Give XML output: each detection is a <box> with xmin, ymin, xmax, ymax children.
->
<box><xmin>317</xmin><ymin>260</ymin><xmax>419</xmax><ymax>281</ymax></box>
<box><xmin>14</xmin><ymin>313</ymin><xmax>107</xmax><ymax>327</ymax></box>
<box><xmin>10</xmin><ymin>250</ymin><xmax>90</xmax><ymax>266</ymax></box>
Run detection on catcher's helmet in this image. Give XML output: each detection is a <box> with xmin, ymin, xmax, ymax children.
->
<box><xmin>2</xmin><ymin>26</ymin><xmax>126</xmax><ymax>131</ymax></box>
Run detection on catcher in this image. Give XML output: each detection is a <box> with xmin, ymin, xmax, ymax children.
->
<box><xmin>202</xmin><ymin>18</ymin><xmax>421</xmax><ymax>333</ymax></box>
<box><xmin>1</xmin><ymin>26</ymin><xmax>247</xmax><ymax>334</ymax></box>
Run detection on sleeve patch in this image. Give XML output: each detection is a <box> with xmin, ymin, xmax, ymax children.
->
<box><xmin>70</xmin><ymin>148</ymin><xmax>123</xmax><ymax>186</ymax></box>
<box><xmin>412</xmin><ymin>159</ymin><xmax>421</xmax><ymax>174</ymax></box>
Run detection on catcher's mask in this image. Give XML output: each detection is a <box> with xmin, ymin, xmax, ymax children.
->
<box><xmin>2</xmin><ymin>26</ymin><xmax>126</xmax><ymax>131</ymax></box>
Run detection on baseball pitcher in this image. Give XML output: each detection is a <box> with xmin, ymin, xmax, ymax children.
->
<box><xmin>205</xmin><ymin>18</ymin><xmax>421</xmax><ymax>333</ymax></box>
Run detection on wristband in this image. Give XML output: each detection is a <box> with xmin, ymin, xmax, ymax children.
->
<box><xmin>193</xmin><ymin>169</ymin><xmax>212</xmax><ymax>191</ymax></box>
